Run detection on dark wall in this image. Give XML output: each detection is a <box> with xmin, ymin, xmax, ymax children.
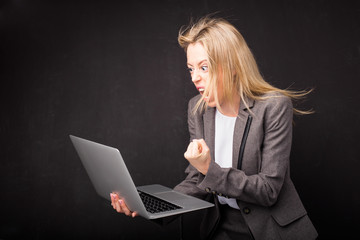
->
<box><xmin>1</xmin><ymin>0</ymin><xmax>359</xmax><ymax>239</ymax></box>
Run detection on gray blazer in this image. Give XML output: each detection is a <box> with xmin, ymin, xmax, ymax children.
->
<box><xmin>174</xmin><ymin>93</ymin><xmax>318</xmax><ymax>240</ymax></box>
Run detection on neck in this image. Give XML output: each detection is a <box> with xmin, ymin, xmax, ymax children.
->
<box><xmin>219</xmin><ymin>94</ymin><xmax>241</xmax><ymax>117</ymax></box>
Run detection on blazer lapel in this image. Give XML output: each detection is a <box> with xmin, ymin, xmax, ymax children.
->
<box><xmin>202</xmin><ymin>96</ymin><xmax>254</xmax><ymax>169</ymax></box>
<box><xmin>232</xmin><ymin>97</ymin><xmax>255</xmax><ymax>168</ymax></box>
<box><xmin>203</xmin><ymin>107</ymin><xmax>216</xmax><ymax>163</ymax></box>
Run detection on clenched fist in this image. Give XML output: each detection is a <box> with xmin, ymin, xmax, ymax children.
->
<box><xmin>184</xmin><ymin>139</ymin><xmax>211</xmax><ymax>175</ymax></box>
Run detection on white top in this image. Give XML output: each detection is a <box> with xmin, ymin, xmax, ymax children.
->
<box><xmin>215</xmin><ymin>109</ymin><xmax>240</xmax><ymax>210</ymax></box>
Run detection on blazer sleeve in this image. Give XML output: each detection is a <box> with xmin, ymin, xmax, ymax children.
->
<box><xmin>197</xmin><ymin>96</ymin><xmax>293</xmax><ymax>207</ymax></box>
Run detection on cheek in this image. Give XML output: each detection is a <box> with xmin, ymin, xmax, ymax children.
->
<box><xmin>200</xmin><ymin>71</ymin><xmax>208</xmax><ymax>80</ymax></box>
<box><xmin>202</xmin><ymin>73</ymin><xmax>210</xmax><ymax>86</ymax></box>
<box><xmin>217</xmin><ymin>80</ymin><xmax>225</xmax><ymax>97</ymax></box>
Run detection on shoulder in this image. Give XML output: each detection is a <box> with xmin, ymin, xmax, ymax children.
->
<box><xmin>188</xmin><ymin>94</ymin><xmax>202</xmax><ymax>108</ymax></box>
<box><xmin>250</xmin><ymin>92</ymin><xmax>293</xmax><ymax>131</ymax></box>
<box><xmin>188</xmin><ymin>94</ymin><xmax>204</xmax><ymax>117</ymax></box>
<box><xmin>254</xmin><ymin>92</ymin><xmax>292</xmax><ymax>112</ymax></box>
<box><xmin>250</xmin><ymin>92</ymin><xmax>293</xmax><ymax>123</ymax></box>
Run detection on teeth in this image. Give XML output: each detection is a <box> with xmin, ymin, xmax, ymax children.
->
<box><xmin>199</xmin><ymin>88</ymin><xmax>205</xmax><ymax>93</ymax></box>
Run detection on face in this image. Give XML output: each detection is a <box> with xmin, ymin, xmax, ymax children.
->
<box><xmin>187</xmin><ymin>42</ymin><xmax>222</xmax><ymax>107</ymax></box>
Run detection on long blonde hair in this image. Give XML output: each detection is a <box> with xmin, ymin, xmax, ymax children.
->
<box><xmin>178</xmin><ymin>15</ymin><xmax>313</xmax><ymax>115</ymax></box>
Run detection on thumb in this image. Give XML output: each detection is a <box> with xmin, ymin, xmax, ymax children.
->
<box><xmin>196</xmin><ymin>139</ymin><xmax>209</xmax><ymax>153</ymax></box>
<box><xmin>192</xmin><ymin>140</ymin><xmax>203</xmax><ymax>154</ymax></box>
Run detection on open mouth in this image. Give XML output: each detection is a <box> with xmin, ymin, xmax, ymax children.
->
<box><xmin>198</xmin><ymin>87</ymin><xmax>205</xmax><ymax>95</ymax></box>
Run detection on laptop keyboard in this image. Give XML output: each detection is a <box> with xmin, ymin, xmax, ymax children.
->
<box><xmin>138</xmin><ymin>190</ymin><xmax>182</xmax><ymax>214</ymax></box>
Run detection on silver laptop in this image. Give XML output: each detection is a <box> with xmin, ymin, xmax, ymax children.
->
<box><xmin>69</xmin><ymin>135</ymin><xmax>214</xmax><ymax>219</ymax></box>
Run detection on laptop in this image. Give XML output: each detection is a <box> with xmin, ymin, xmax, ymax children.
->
<box><xmin>69</xmin><ymin>135</ymin><xmax>214</xmax><ymax>219</ymax></box>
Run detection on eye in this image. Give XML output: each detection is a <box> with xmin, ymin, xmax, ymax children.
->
<box><xmin>201</xmin><ymin>66</ymin><xmax>208</xmax><ymax>71</ymax></box>
<box><xmin>188</xmin><ymin>67</ymin><xmax>194</xmax><ymax>73</ymax></box>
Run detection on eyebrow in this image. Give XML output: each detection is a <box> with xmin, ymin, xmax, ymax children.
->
<box><xmin>187</xmin><ymin>59</ymin><xmax>208</xmax><ymax>67</ymax></box>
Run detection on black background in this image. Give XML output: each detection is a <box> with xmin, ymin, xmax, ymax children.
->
<box><xmin>1</xmin><ymin>0</ymin><xmax>359</xmax><ymax>239</ymax></box>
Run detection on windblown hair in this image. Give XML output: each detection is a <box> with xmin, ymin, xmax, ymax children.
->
<box><xmin>178</xmin><ymin>15</ymin><xmax>312</xmax><ymax>115</ymax></box>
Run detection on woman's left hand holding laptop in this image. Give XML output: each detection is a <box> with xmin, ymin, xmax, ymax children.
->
<box><xmin>110</xmin><ymin>192</ymin><xmax>138</xmax><ymax>218</ymax></box>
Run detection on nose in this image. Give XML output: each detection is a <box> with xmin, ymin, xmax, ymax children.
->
<box><xmin>191</xmin><ymin>69</ymin><xmax>201</xmax><ymax>83</ymax></box>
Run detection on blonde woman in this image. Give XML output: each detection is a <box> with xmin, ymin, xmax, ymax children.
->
<box><xmin>111</xmin><ymin>16</ymin><xmax>318</xmax><ymax>240</ymax></box>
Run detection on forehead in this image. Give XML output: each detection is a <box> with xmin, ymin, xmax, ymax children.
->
<box><xmin>186</xmin><ymin>42</ymin><xmax>208</xmax><ymax>65</ymax></box>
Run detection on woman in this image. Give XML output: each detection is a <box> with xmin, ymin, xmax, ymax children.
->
<box><xmin>111</xmin><ymin>16</ymin><xmax>318</xmax><ymax>240</ymax></box>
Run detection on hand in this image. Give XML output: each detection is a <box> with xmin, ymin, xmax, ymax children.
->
<box><xmin>184</xmin><ymin>139</ymin><xmax>211</xmax><ymax>175</ymax></box>
<box><xmin>110</xmin><ymin>192</ymin><xmax>138</xmax><ymax>218</ymax></box>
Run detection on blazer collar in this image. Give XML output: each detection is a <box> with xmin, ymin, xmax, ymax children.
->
<box><xmin>238</xmin><ymin>95</ymin><xmax>255</xmax><ymax>117</ymax></box>
<box><xmin>202</xmin><ymin>96</ymin><xmax>255</xmax><ymax>168</ymax></box>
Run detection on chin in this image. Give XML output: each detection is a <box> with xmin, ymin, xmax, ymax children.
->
<box><xmin>203</xmin><ymin>96</ymin><xmax>216</xmax><ymax>108</ymax></box>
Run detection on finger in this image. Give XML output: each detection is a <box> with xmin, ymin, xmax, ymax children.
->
<box><xmin>197</xmin><ymin>139</ymin><xmax>208</xmax><ymax>148</ymax></box>
<box><xmin>184</xmin><ymin>142</ymin><xmax>195</xmax><ymax>159</ymax></box>
<box><xmin>197</xmin><ymin>139</ymin><xmax>209</xmax><ymax>154</ymax></box>
<box><xmin>190</xmin><ymin>141</ymin><xmax>200</xmax><ymax>156</ymax></box>
<box><xmin>113</xmin><ymin>193</ymin><xmax>118</xmax><ymax>203</ymax></box>
<box><xmin>193</xmin><ymin>140</ymin><xmax>202</xmax><ymax>153</ymax></box>
<box><xmin>184</xmin><ymin>151</ymin><xmax>190</xmax><ymax>160</ymax></box>
<box><xmin>110</xmin><ymin>193</ymin><xmax>113</xmax><ymax>203</ymax></box>
<box><xmin>115</xmin><ymin>199</ymin><xmax>122</xmax><ymax>213</ymax></box>
<box><xmin>110</xmin><ymin>193</ymin><xmax>115</xmax><ymax>209</ymax></box>
<box><xmin>190</xmin><ymin>142</ymin><xmax>197</xmax><ymax>155</ymax></box>
<box><xmin>112</xmin><ymin>193</ymin><xmax>118</xmax><ymax>209</ymax></box>
<box><xmin>131</xmin><ymin>212</ymin><xmax>138</xmax><ymax>218</ymax></box>
<box><xmin>113</xmin><ymin>194</ymin><xmax>123</xmax><ymax>213</ymax></box>
<box><xmin>119</xmin><ymin>199</ymin><xmax>132</xmax><ymax>216</ymax></box>
<box><xmin>187</xmin><ymin>141</ymin><xmax>195</xmax><ymax>150</ymax></box>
